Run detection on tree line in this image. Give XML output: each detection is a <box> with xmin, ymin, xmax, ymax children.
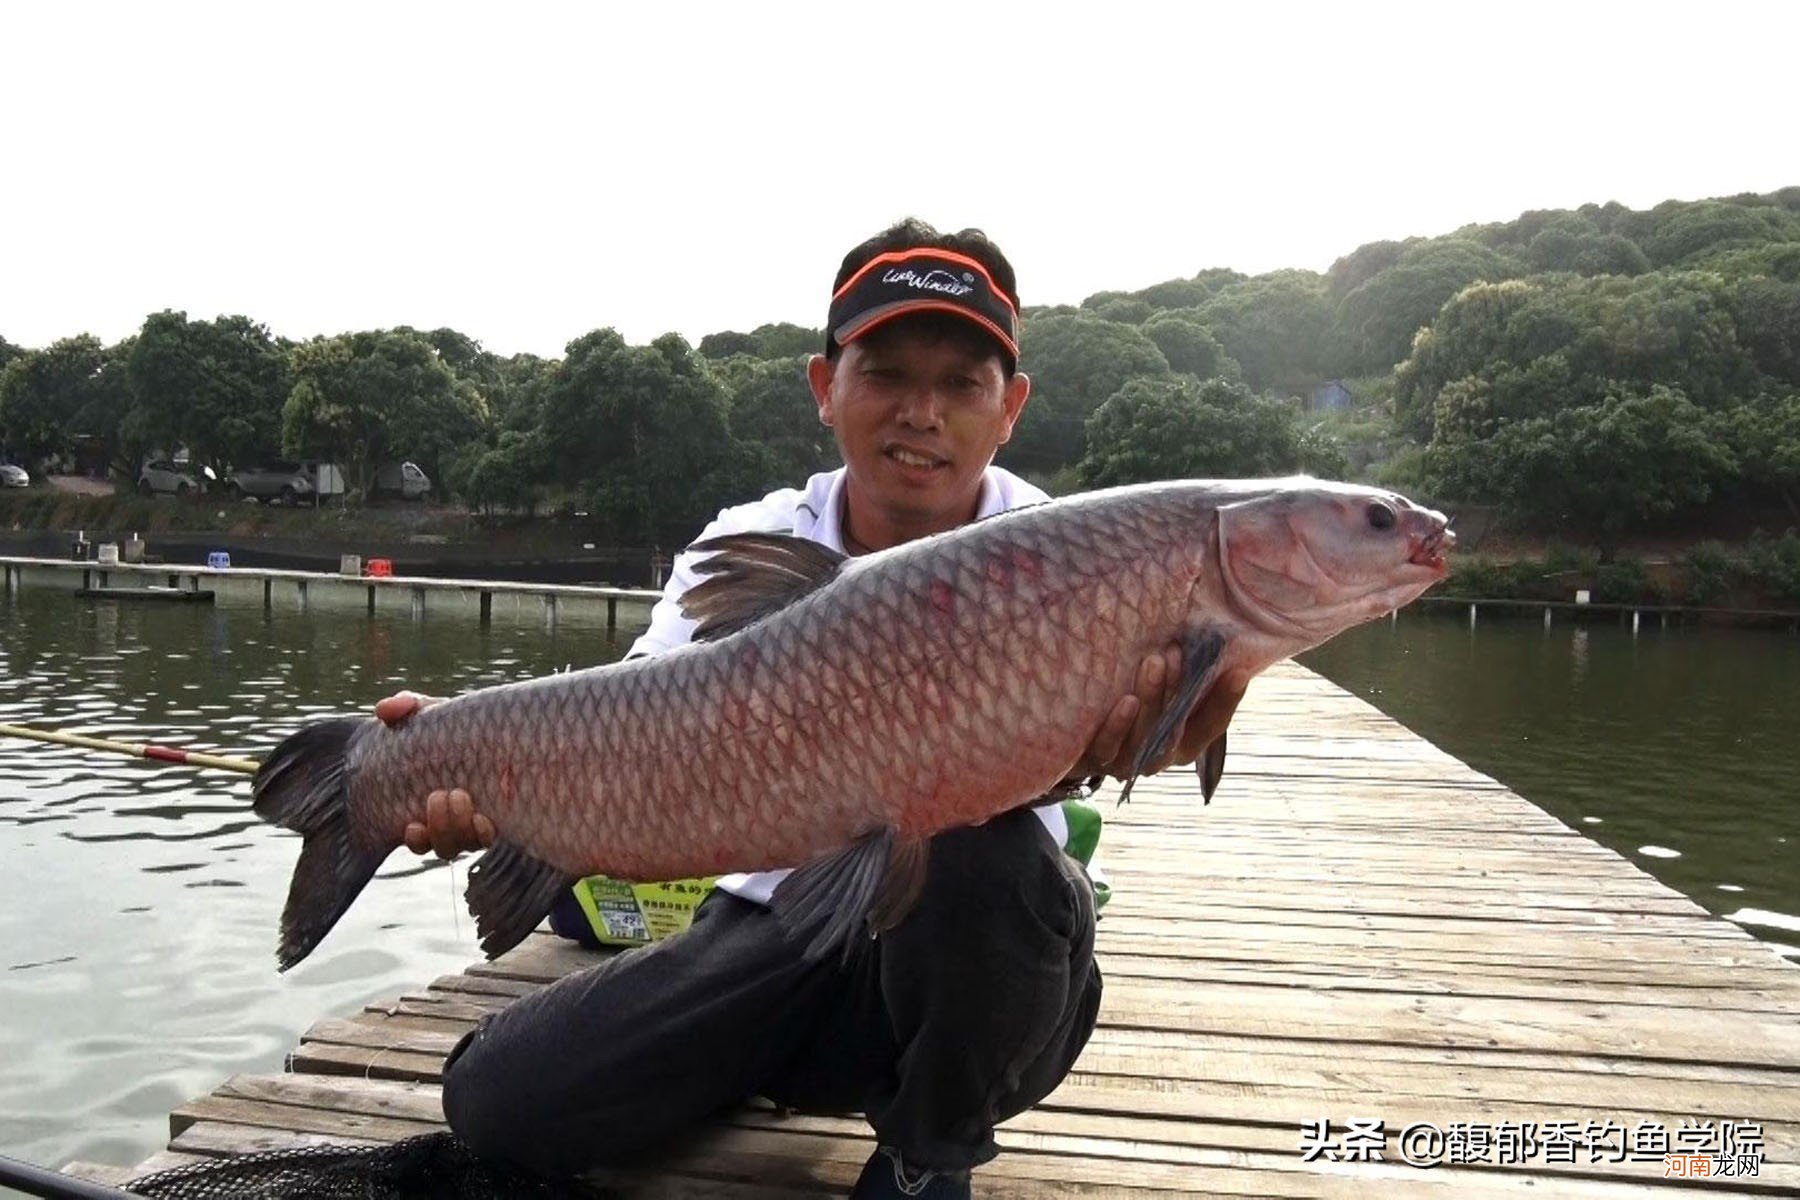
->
<box><xmin>3</xmin><ymin>188</ymin><xmax>1798</xmax><ymax>552</ymax></box>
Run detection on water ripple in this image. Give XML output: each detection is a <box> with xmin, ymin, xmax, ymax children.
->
<box><xmin>3</xmin><ymin>587</ymin><xmax>641</xmax><ymax>1175</ymax></box>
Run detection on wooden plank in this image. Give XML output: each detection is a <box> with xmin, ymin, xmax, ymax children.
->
<box><xmin>166</xmin><ymin>1121</ymin><xmax>383</xmax><ymax>1158</ymax></box>
<box><xmin>728</xmin><ymin>1104</ymin><xmax>1800</xmax><ymax>1194</ymax></box>
<box><xmin>58</xmin><ymin>1161</ymin><xmax>135</xmax><ymax>1187</ymax></box>
<box><xmin>119</xmin><ymin>1150</ymin><xmax>212</xmax><ymax>1179</ymax></box>
<box><xmin>170</xmin><ymin>1093</ymin><xmax>442</xmax><ymax>1143</ymax></box>
<box><xmin>286</xmin><ymin>1039</ymin><xmax>446</xmax><ymax>1082</ymax></box>
<box><xmin>215</xmin><ymin>1072</ymin><xmax>445</xmax><ymax>1124</ymax></box>
<box><xmin>635</xmin><ymin>1122</ymin><xmax>1714</xmax><ymax>1199</ymax></box>
<box><xmin>298</xmin><ymin>1016</ymin><xmax>460</xmax><ymax>1060</ymax></box>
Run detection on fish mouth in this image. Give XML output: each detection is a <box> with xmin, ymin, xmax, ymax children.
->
<box><xmin>1408</xmin><ymin>525</ymin><xmax>1455</xmax><ymax>572</ymax></box>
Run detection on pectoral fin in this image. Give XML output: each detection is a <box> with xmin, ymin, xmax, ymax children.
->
<box><xmin>1120</xmin><ymin>629</ymin><xmax>1226</xmax><ymax>803</ymax></box>
<box><xmin>771</xmin><ymin>828</ymin><xmax>930</xmax><ymax>963</ymax></box>
<box><xmin>1199</xmin><ymin>733</ymin><xmax>1228</xmax><ymax>804</ymax></box>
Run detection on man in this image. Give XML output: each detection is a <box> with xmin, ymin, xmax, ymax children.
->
<box><xmin>381</xmin><ymin>219</ymin><xmax>1227</xmax><ymax>1198</ymax></box>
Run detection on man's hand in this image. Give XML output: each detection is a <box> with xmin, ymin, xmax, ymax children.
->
<box><xmin>1071</xmin><ymin>645</ymin><xmax>1249</xmax><ymax>783</ymax></box>
<box><xmin>375</xmin><ymin>691</ymin><xmax>497</xmax><ymax>859</ymax></box>
<box><xmin>406</xmin><ymin>787</ymin><xmax>495</xmax><ymax>859</ymax></box>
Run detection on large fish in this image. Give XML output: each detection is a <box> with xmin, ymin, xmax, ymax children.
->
<box><xmin>253</xmin><ymin>478</ymin><xmax>1453</xmax><ymax>969</ymax></box>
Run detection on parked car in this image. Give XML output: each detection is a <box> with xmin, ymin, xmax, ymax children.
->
<box><xmin>224</xmin><ymin>462</ymin><xmax>316</xmax><ymax>504</ymax></box>
<box><xmin>371</xmin><ymin>460</ymin><xmax>432</xmax><ymax>501</ymax></box>
<box><xmin>0</xmin><ymin>463</ymin><xmax>28</xmax><ymax>488</ymax></box>
<box><xmin>137</xmin><ymin>459</ymin><xmax>212</xmax><ymax>497</ymax></box>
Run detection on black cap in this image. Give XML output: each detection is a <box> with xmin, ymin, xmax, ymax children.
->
<box><xmin>826</xmin><ymin>247</ymin><xmax>1020</xmax><ymax>365</ymax></box>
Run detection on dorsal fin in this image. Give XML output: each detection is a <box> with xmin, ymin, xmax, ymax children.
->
<box><xmin>682</xmin><ymin>532</ymin><xmax>848</xmax><ymax>642</ymax></box>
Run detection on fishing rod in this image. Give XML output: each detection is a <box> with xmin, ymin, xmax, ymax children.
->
<box><xmin>0</xmin><ymin>723</ymin><xmax>260</xmax><ymax>775</ymax></box>
<box><xmin>0</xmin><ymin>1151</ymin><xmax>138</xmax><ymax>1199</ymax></box>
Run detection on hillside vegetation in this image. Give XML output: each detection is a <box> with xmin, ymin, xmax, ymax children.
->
<box><xmin>3</xmin><ymin>190</ymin><xmax>1797</xmax><ymax>559</ymax></box>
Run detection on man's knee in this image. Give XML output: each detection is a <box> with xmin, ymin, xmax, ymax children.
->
<box><xmin>906</xmin><ymin>809</ymin><xmax>1094</xmax><ymax>951</ymax></box>
<box><xmin>441</xmin><ymin>1014</ymin><xmax>609</xmax><ymax>1175</ymax></box>
<box><xmin>441</xmin><ymin>1021</ymin><xmax>527</xmax><ymax>1164</ymax></box>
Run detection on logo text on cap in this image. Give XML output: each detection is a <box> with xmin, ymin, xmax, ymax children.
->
<box><xmin>881</xmin><ymin>268</ymin><xmax>975</xmax><ymax>297</ymax></box>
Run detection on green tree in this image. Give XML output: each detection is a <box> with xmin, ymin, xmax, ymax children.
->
<box><xmin>1195</xmin><ymin>270</ymin><xmax>1334</xmax><ymax>393</ymax></box>
<box><xmin>1395</xmin><ymin>272</ymin><xmax>1765</xmax><ymax>439</ymax></box>
<box><xmin>1643</xmin><ymin>200</ymin><xmax>1799</xmax><ymax>267</ymax></box>
<box><xmin>0</xmin><ymin>335</ymin><xmax>108</xmax><ymax>471</ymax></box>
<box><xmin>283</xmin><ymin>329</ymin><xmax>486</xmax><ymax>492</ymax></box>
<box><xmin>714</xmin><ymin>354</ymin><xmax>836</xmax><ymax>486</ymax></box>
<box><xmin>1142</xmin><ymin>313</ymin><xmax>1235</xmax><ymax>380</ymax></box>
<box><xmin>489</xmin><ymin>353</ymin><xmax>556</xmax><ymax>432</ymax></box>
<box><xmin>1523</xmin><ymin>214</ymin><xmax>1650</xmax><ymax>276</ymax></box>
<box><xmin>537</xmin><ymin>330</ymin><xmax>738</xmax><ymax>543</ymax></box>
<box><xmin>1720</xmin><ymin>389</ymin><xmax>1800</xmax><ymax>520</ymax></box>
<box><xmin>1077</xmin><ymin>377</ymin><xmax>1314</xmax><ymax>488</ymax></box>
<box><xmin>1087</xmin><ymin>297</ymin><xmax>1153</xmax><ymax>324</ymax></box>
<box><xmin>1133</xmin><ymin>277</ymin><xmax>1218</xmax><ymax>310</ymax></box>
<box><xmin>746</xmin><ymin>323</ymin><xmax>821</xmax><ymax>359</ymax></box>
<box><xmin>128</xmin><ymin>311</ymin><xmax>290</xmax><ymax>473</ymax></box>
<box><xmin>1326</xmin><ymin>239</ymin><xmax>1414</xmax><ymax>299</ymax></box>
<box><xmin>445</xmin><ymin>428</ymin><xmax>552</xmax><ymax>516</ymax></box>
<box><xmin>1425</xmin><ymin>384</ymin><xmax>1737</xmax><ymax>560</ymax></box>
<box><xmin>1003</xmin><ymin>312</ymin><xmax>1170</xmax><ymax>476</ymax></box>
<box><xmin>1729</xmin><ymin>277</ymin><xmax>1800</xmax><ymax>387</ymax></box>
<box><xmin>75</xmin><ymin>337</ymin><xmax>142</xmax><ymax>476</ymax></box>
<box><xmin>697</xmin><ymin>330</ymin><xmax>759</xmax><ymax>359</ymax></box>
<box><xmin>698</xmin><ymin>322</ymin><xmax>821</xmax><ymax>361</ymax></box>
<box><xmin>1335</xmin><ymin>238</ymin><xmax>1513</xmax><ymax>375</ymax></box>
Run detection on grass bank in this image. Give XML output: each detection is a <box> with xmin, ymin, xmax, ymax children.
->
<box><xmin>0</xmin><ymin>487</ymin><xmax>605</xmax><ymax>557</ymax></box>
<box><xmin>1443</xmin><ymin>534</ymin><xmax>1800</xmax><ymax>612</ymax></box>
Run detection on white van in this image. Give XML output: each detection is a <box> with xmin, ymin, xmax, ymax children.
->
<box><xmin>372</xmin><ymin>461</ymin><xmax>432</xmax><ymax>501</ymax></box>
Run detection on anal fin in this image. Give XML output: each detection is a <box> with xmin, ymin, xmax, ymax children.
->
<box><xmin>771</xmin><ymin>829</ymin><xmax>930</xmax><ymax>963</ymax></box>
<box><xmin>465</xmin><ymin>840</ymin><xmax>579</xmax><ymax>959</ymax></box>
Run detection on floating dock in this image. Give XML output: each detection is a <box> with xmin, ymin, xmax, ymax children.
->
<box><xmin>1</xmin><ymin>556</ymin><xmax>660</xmax><ymax>631</ymax></box>
<box><xmin>72</xmin><ymin>585</ymin><xmax>216</xmax><ymax>603</ymax></box>
<box><xmin>64</xmin><ymin>662</ymin><xmax>1800</xmax><ymax>1196</ymax></box>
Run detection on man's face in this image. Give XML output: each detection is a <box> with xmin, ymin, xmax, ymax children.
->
<box><xmin>807</xmin><ymin>320</ymin><xmax>1031</xmax><ymax>545</ymax></box>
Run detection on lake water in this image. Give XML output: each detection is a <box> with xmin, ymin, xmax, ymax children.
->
<box><xmin>1299</xmin><ymin>609</ymin><xmax>1799</xmax><ymax>944</ymax></box>
<box><xmin>2</xmin><ymin>588</ymin><xmax>1797</xmax><ymax>1176</ymax></box>
<box><xmin>0</xmin><ymin>587</ymin><xmax>642</xmax><ymax>1176</ymax></box>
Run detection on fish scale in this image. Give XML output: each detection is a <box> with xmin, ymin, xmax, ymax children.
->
<box><xmin>251</xmin><ymin>478</ymin><xmax>1452</xmax><ymax>968</ymax></box>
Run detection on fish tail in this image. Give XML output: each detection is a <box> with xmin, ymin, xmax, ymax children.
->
<box><xmin>252</xmin><ymin>717</ymin><xmax>389</xmax><ymax>971</ymax></box>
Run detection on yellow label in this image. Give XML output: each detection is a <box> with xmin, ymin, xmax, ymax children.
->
<box><xmin>571</xmin><ymin>875</ymin><xmax>716</xmax><ymax>946</ymax></box>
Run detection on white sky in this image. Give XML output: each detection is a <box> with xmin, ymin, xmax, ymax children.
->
<box><xmin>3</xmin><ymin>1</ymin><xmax>1796</xmax><ymax>359</ymax></box>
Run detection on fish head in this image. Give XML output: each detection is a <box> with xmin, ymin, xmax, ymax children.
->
<box><xmin>1217</xmin><ymin>480</ymin><xmax>1454</xmax><ymax>647</ymax></box>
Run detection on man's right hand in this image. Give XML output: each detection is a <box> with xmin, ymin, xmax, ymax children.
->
<box><xmin>375</xmin><ymin>691</ymin><xmax>497</xmax><ymax>860</ymax></box>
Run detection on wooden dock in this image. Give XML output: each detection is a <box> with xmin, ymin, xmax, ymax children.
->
<box><xmin>66</xmin><ymin>662</ymin><xmax>1800</xmax><ymax>1196</ymax></box>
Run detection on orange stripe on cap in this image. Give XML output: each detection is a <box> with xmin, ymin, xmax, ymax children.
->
<box><xmin>832</xmin><ymin>248</ymin><xmax>1017</xmax><ymax>316</ymax></box>
<box><xmin>836</xmin><ymin>300</ymin><xmax>1019</xmax><ymax>359</ymax></box>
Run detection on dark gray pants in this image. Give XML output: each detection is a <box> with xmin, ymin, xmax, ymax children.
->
<box><xmin>441</xmin><ymin>808</ymin><xmax>1102</xmax><ymax>1177</ymax></box>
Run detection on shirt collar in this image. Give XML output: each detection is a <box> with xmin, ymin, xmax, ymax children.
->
<box><xmin>814</xmin><ymin>467</ymin><xmax>1006</xmax><ymax>555</ymax></box>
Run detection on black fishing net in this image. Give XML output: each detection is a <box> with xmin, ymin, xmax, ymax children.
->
<box><xmin>124</xmin><ymin>1132</ymin><xmax>613</xmax><ymax>1199</ymax></box>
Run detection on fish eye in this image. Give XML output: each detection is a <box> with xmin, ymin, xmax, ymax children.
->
<box><xmin>1366</xmin><ymin>502</ymin><xmax>1397</xmax><ymax>531</ymax></box>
